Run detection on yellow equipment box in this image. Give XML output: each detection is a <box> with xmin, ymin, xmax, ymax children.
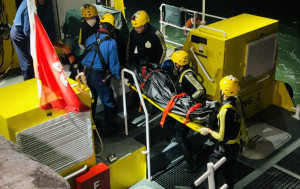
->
<box><xmin>183</xmin><ymin>13</ymin><xmax>293</xmax><ymax>118</ymax></box>
<box><xmin>0</xmin><ymin>78</ymin><xmax>96</xmax><ymax>187</ymax></box>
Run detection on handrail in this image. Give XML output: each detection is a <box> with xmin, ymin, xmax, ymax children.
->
<box><xmin>159</xmin><ymin>3</ymin><xmax>226</xmax><ymax>46</ymax></box>
<box><xmin>121</xmin><ymin>68</ymin><xmax>152</xmax><ymax>181</ymax></box>
<box><xmin>159</xmin><ymin>4</ymin><xmax>226</xmax><ymax>22</ymax></box>
<box><xmin>240</xmin><ymin>74</ymin><xmax>270</xmax><ymax>93</ymax></box>
<box><xmin>198</xmin><ymin>25</ymin><xmax>227</xmax><ymax>38</ymax></box>
<box><xmin>292</xmin><ymin>104</ymin><xmax>300</xmax><ymax>120</ymax></box>
<box><xmin>194</xmin><ymin>157</ymin><xmax>227</xmax><ymax>189</ymax></box>
<box><xmin>190</xmin><ymin>46</ymin><xmax>214</xmax><ymax>82</ymax></box>
<box><xmin>64</xmin><ymin>165</ymin><xmax>87</xmax><ymax>180</ymax></box>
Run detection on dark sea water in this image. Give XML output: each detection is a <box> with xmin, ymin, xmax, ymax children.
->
<box><xmin>124</xmin><ymin>0</ymin><xmax>300</xmax><ymax>105</ymax></box>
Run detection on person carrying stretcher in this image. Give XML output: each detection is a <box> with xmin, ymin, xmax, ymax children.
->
<box><xmin>161</xmin><ymin>50</ymin><xmax>206</xmax><ymax>173</ymax></box>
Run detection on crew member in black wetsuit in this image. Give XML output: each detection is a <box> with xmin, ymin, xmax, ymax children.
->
<box><xmin>127</xmin><ymin>10</ymin><xmax>167</xmax><ymax>114</ymax></box>
<box><xmin>199</xmin><ymin>75</ymin><xmax>243</xmax><ymax>189</ymax></box>
<box><xmin>127</xmin><ymin>10</ymin><xmax>166</xmax><ymax>66</ymax></box>
<box><xmin>78</xmin><ymin>4</ymin><xmax>99</xmax><ymax>50</ymax></box>
<box><xmin>162</xmin><ymin>50</ymin><xmax>206</xmax><ymax>173</ymax></box>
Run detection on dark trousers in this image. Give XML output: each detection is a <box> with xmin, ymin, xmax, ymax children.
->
<box><xmin>164</xmin><ymin>116</ymin><xmax>194</xmax><ymax>166</ymax></box>
<box><xmin>209</xmin><ymin>144</ymin><xmax>240</xmax><ymax>189</ymax></box>
<box><xmin>86</xmin><ymin>69</ymin><xmax>117</xmax><ymax>127</ymax></box>
<box><xmin>10</xmin><ymin>25</ymin><xmax>34</xmax><ymax>80</ymax></box>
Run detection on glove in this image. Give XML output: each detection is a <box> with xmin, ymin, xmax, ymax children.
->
<box><xmin>199</xmin><ymin>128</ymin><xmax>210</xmax><ymax>136</ymax></box>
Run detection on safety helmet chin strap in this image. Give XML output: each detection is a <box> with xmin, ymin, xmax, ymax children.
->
<box><xmin>220</xmin><ymin>90</ymin><xmax>225</xmax><ymax>101</ymax></box>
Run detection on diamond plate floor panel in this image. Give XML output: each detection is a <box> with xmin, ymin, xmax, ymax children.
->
<box><xmin>276</xmin><ymin>146</ymin><xmax>300</xmax><ymax>175</ymax></box>
<box><xmin>245</xmin><ymin>167</ymin><xmax>300</xmax><ymax>189</ymax></box>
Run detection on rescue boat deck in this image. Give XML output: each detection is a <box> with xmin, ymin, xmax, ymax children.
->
<box><xmin>1</xmin><ymin>68</ymin><xmax>300</xmax><ymax>189</ymax></box>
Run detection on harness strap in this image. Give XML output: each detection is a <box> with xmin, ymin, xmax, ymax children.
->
<box><xmin>141</xmin><ymin>66</ymin><xmax>147</xmax><ymax>78</ymax></box>
<box><xmin>184</xmin><ymin>103</ymin><xmax>202</xmax><ymax>124</ymax></box>
<box><xmin>160</xmin><ymin>93</ymin><xmax>187</xmax><ymax>128</ymax></box>
<box><xmin>81</xmin><ymin>33</ymin><xmax>110</xmax><ymax>70</ymax></box>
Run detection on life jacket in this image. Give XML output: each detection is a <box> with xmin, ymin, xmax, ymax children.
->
<box><xmin>218</xmin><ymin>98</ymin><xmax>249</xmax><ymax>154</ymax></box>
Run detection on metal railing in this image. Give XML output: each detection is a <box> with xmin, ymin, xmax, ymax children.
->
<box><xmin>292</xmin><ymin>104</ymin><xmax>300</xmax><ymax>120</ymax></box>
<box><xmin>121</xmin><ymin>68</ymin><xmax>152</xmax><ymax>181</ymax></box>
<box><xmin>190</xmin><ymin>46</ymin><xmax>214</xmax><ymax>82</ymax></box>
<box><xmin>159</xmin><ymin>3</ymin><xmax>226</xmax><ymax>47</ymax></box>
<box><xmin>194</xmin><ymin>157</ymin><xmax>228</xmax><ymax>189</ymax></box>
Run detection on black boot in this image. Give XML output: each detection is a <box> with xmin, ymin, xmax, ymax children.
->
<box><xmin>102</xmin><ymin>105</ymin><xmax>118</xmax><ymax>137</ymax></box>
<box><xmin>184</xmin><ymin>160</ymin><xmax>198</xmax><ymax>173</ymax></box>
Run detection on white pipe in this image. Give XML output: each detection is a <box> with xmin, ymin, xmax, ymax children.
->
<box><xmin>292</xmin><ymin>104</ymin><xmax>300</xmax><ymax>120</ymax></box>
<box><xmin>194</xmin><ymin>169</ymin><xmax>211</xmax><ymax>186</ymax></box>
<box><xmin>159</xmin><ymin>3</ymin><xmax>226</xmax><ymax>47</ymax></box>
<box><xmin>220</xmin><ymin>184</ymin><xmax>228</xmax><ymax>189</ymax></box>
<box><xmin>160</xmin><ymin>4</ymin><xmax>226</xmax><ymax>21</ymax></box>
<box><xmin>213</xmin><ymin>157</ymin><xmax>226</xmax><ymax>170</ymax></box>
<box><xmin>159</xmin><ymin>4</ymin><xmax>164</xmax><ymax>36</ymax></box>
<box><xmin>121</xmin><ymin>68</ymin><xmax>151</xmax><ymax>181</ymax></box>
<box><xmin>207</xmin><ymin>163</ymin><xmax>215</xmax><ymax>189</ymax></box>
<box><xmin>194</xmin><ymin>157</ymin><xmax>227</xmax><ymax>188</ymax></box>
<box><xmin>240</xmin><ymin>74</ymin><xmax>270</xmax><ymax>93</ymax></box>
<box><xmin>198</xmin><ymin>25</ymin><xmax>227</xmax><ymax>38</ymax></box>
<box><xmin>202</xmin><ymin>0</ymin><xmax>206</xmax><ymax>25</ymax></box>
<box><xmin>121</xmin><ymin>70</ymin><xmax>128</xmax><ymax>135</ymax></box>
<box><xmin>190</xmin><ymin>46</ymin><xmax>214</xmax><ymax>82</ymax></box>
<box><xmin>165</xmin><ymin>39</ymin><xmax>183</xmax><ymax>47</ymax></box>
<box><xmin>64</xmin><ymin>165</ymin><xmax>87</xmax><ymax>180</ymax></box>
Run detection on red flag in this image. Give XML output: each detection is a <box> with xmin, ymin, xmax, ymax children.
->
<box><xmin>32</xmin><ymin>14</ymin><xmax>89</xmax><ymax>112</ymax></box>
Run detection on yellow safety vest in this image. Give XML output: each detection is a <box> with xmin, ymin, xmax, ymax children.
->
<box><xmin>218</xmin><ymin>102</ymin><xmax>248</xmax><ymax>148</ymax></box>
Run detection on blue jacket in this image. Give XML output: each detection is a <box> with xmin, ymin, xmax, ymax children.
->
<box><xmin>81</xmin><ymin>32</ymin><xmax>121</xmax><ymax>79</ymax></box>
<box><xmin>13</xmin><ymin>0</ymin><xmax>30</xmax><ymax>36</ymax></box>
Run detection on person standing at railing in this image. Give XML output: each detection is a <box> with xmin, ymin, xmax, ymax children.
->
<box><xmin>184</xmin><ymin>14</ymin><xmax>204</xmax><ymax>37</ymax></box>
<box><xmin>161</xmin><ymin>50</ymin><xmax>206</xmax><ymax>173</ymax></box>
<box><xmin>199</xmin><ymin>75</ymin><xmax>243</xmax><ymax>189</ymax></box>
<box><xmin>127</xmin><ymin>10</ymin><xmax>167</xmax><ymax>67</ymax></box>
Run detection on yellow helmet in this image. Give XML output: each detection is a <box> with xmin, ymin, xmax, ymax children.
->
<box><xmin>100</xmin><ymin>13</ymin><xmax>115</xmax><ymax>27</ymax></box>
<box><xmin>220</xmin><ymin>75</ymin><xmax>240</xmax><ymax>96</ymax></box>
<box><xmin>131</xmin><ymin>10</ymin><xmax>150</xmax><ymax>27</ymax></box>
<box><xmin>171</xmin><ymin>50</ymin><xmax>190</xmax><ymax>66</ymax></box>
<box><xmin>81</xmin><ymin>4</ymin><xmax>98</xmax><ymax>18</ymax></box>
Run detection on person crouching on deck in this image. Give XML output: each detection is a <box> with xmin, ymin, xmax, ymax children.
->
<box><xmin>81</xmin><ymin>13</ymin><xmax>121</xmax><ymax>137</ymax></box>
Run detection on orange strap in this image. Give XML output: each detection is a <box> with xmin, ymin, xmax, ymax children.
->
<box><xmin>160</xmin><ymin>93</ymin><xmax>187</xmax><ymax>128</ymax></box>
<box><xmin>141</xmin><ymin>66</ymin><xmax>147</xmax><ymax>78</ymax></box>
<box><xmin>139</xmin><ymin>68</ymin><xmax>160</xmax><ymax>89</ymax></box>
<box><xmin>184</xmin><ymin>103</ymin><xmax>202</xmax><ymax>124</ymax></box>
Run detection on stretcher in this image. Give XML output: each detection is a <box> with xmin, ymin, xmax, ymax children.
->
<box><xmin>121</xmin><ymin>63</ymin><xmax>219</xmax><ymax>134</ymax></box>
